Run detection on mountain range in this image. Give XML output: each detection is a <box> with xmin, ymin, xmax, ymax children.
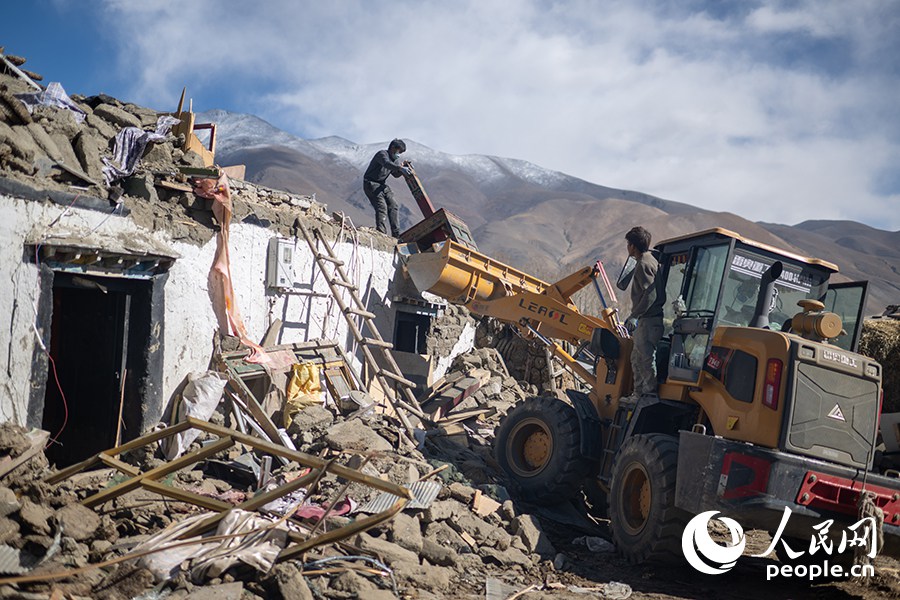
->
<box><xmin>200</xmin><ymin>110</ymin><xmax>899</xmax><ymax>315</ymax></box>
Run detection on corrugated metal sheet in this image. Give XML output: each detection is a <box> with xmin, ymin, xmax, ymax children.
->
<box><xmin>357</xmin><ymin>480</ymin><xmax>441</xmax><ymax>514</ymax></box>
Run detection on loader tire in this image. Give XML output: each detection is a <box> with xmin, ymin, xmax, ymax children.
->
<box><xmin>494</xmin><ymin>396</ymin><xmax>590</xmax><ymax>505</ymax></box>
<box><xmin>608</xmin><ymin>434</ymin><xmax>688</xmax><ymax>564</ymax></box>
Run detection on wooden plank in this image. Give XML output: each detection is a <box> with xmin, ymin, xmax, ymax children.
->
<box><xmin>0</xmin><ymin>429</ymin><xmax>49</xmax><ymax>480</ymax></box>
<box><xmin>436</xmin><ymin>407</ymin><xmax>496</xmax><ymax>426</ymax></box>
<box><xmin>417</xmin><ymin>371</ymin><xmax>466</xmax><ymax>405</ymax></box>
<box><xmin>260</xmin><ymin>318</ymin><xmax>283</xmax><ymax>348</ymax></box>
<box><xmin>45</xmin><ymin>420</ymin><xmax>193</xmax><ymax>484</ymax></box>
<box><xmin>473</xmin><ymin>489</ymin><xmax>501</xmax><ymax>517</ymax></box>
<box><xmin>231</xmin><ymin>363</ymin><xmax>268</xmax><ymax>375</ymax></box>
<box><xmin>82</xmin><ymin>436</ymin><xmax>233</xmax><ymax>508</ymax></box>
<box><xmin>155</xmin><ymin>180</ymin><xmax>194</xmax><ymax>193</ymax></box>
<box><xmin>344</xmin><ymin>307</ymin><xmax>376</xmax><ymax>319</ymax></box>
<box><xmin>316</xmin><ymin>253</ymin><xmax>343</xmax><ymax>265</ymax></box>
<box><xmin>221</xmin><ymin>164</ymin><xmax>246</xmax><ymax>180</ymax></box>
<box><xmin>361</xmin><ymin>338</ymin><xmax>393</xmax><ymax>349</ymax></box>
<box><xmin>184</xmin><ymin>135</ymin><xmax>215</xmax><ymax>167</ymax></box>
<box><xmin>98</xmin><ymin>453</ymin><xmax>140</xmax><ymax>477</ymax></box>
<box><xmin>377</xmin><ymin>369</ymin><xmax>416</xmax><ymax>388</ymax></box>
<box><xmin>177</xmin><ymin>165</ymin><xmax>220</xmax><ymax>177</ymax></box>
<box><xmin>142</xmin><ymin>480</ymin><xmax>234</xmax><ymax>512</ymax></box>
<box><xmin>218</xmin><ymin>359</ymin><xmax>286</xmax><ymax>448</ymax></box>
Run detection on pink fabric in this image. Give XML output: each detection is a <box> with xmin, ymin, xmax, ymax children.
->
<box><xmin>194</xmin><ymin>175</ymin><xmax>269</xmax><ymax>364</ymax></box>
<box><xmin>293</xmin><ymin>496</ymin><xmax>356</xmax><ymax>520</ymax></box>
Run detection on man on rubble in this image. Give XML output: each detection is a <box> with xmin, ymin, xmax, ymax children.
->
<box><xmin>623</xmin><ymin>226</ymin><xmax>663</xmax><ymax>399</ymax></box>
<box><xmin>363</xmin><ymin>138</ymin><xmax>412</xmax><ymax>237</ymax></box>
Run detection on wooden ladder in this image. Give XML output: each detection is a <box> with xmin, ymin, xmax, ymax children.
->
<box><xmin>297</xmin><ymin>222</ymin><xmax>428</xmax><ymax>442</ymax></box>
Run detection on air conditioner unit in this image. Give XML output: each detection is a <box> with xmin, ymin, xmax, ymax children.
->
<box><xmin>266</xmin><ymin>237</ymin><xmax>294</xmax><ymax>289</ymax></box>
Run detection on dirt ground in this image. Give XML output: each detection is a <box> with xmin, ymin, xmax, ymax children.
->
<box><xmin>530</xmin><ymin>524</ymin><xmax>900</xmax><ymax>600</ymax></box>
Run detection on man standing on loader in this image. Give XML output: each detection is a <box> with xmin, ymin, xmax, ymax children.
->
<box><xmin>624</xmin><ymin>226</ymin><xmax>663</xmax><ymax>399</ymax></box>
<box><xmin>363</xmin><ymin>138</ymin><xmax>412</xmax><ymax>237</ymax></box>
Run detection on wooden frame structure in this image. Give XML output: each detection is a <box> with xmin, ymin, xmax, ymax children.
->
<box><xmin>45</xmin><ymin>417</ymin><xmax>413</xmax><ymax>561</ymax></box>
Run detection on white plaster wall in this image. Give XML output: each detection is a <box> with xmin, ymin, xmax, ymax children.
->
<box><xmin>161</xmin><ymin>225</ymin><xmax>400</xmax><ymax>396</ymax></box>
<box><xmin>0</xmin><ymin>193</ymin><xmax>402</xmax><ymax>427</ymax></box>
<box><xmin>0</xmin><ymin>195</ymin><xmax>165</xmax><ymax>424</ymax></box>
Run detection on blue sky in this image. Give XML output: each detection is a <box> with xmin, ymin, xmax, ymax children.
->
<box><xmin>4</xmin><ymin>0</ymin><xmax>900</xmax><ymax>230</ymax></box>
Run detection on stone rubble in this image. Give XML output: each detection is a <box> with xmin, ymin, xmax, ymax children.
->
<box><xmin>0</xmin><ymin>328</ymin><xmax>623</xmax><ymax>600</ymax></box>
<box><xmin>0</xmin><ymin>56</ymin><xmax>631</xmax><ymax>599</ymax></box>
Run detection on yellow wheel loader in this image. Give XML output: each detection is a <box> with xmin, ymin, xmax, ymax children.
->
<box><xmin>403</xmin><ymin>227</ymin><xmax>893</xmax><ymax>564</ymax></box>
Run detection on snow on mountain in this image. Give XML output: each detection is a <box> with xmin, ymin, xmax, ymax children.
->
<box><xmin>197</xmin><ymin>109</ymin><xmax>328</xmax><ymax>159</ymax></box>
<box><xmin>201</xmin><ymin>110</ymin><xmax>574</xmax><ymax>189</ymax></box>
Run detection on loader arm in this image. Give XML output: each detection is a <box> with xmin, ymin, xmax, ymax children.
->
<box><xmin>404</xmin><ymin>240</ymin><xmax>623</xmax><ymax>384</ymax></box>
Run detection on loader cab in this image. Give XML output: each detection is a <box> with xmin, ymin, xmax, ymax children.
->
<box><xmin>651</xmin><ymin>229</ymin><xmax>861</xmax><ymax>385</ymax></box>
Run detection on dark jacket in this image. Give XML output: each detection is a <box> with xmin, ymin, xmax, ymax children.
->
<box><xmin>363</xmin><ymin>149</ymin><xmax>406</xmax><ymax>184</ymax></box>
<box><xmin>629</xmin><ymin>251</ymin><xmax>662</xmax><ymax>320</ymax></box>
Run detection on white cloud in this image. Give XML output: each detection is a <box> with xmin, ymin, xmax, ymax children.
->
<box><xmin>98</xmin><ymin>0</ymin><xmax>900</xmax><ymax>230</ymax></box>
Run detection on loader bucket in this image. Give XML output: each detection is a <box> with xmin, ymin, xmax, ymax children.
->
<box><xmin>405</xmin><ymin>241</ymin><xmax>548</xmax><ymax>306</ymax></box>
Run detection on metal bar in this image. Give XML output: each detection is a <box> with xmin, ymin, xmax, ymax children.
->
<box><xmin>592</xmin><ymin>274</ymin><xmax>609</xmax><ymax>310</ymax></box>
<box><xmin>521</xmin><ymin>321</ymin><xmax>595</xmax><ymax>385</ymax></box>
<box><xmin>186</xmin><ymin>418</ymin><xmax>413</xmax><ymax>499</ymax></box>
<box><xmin>0</xmin><ymin>53</ymin><xmax>41</xmax><ymax>90</ymax></box>
<box><xmin>82</xmin><ymin>436</ymin><xmax>233</xmax><ymax>508</ymax></box>
<box><xmin>97</xmin><ymin>454</ymin><xmax>140</xmax><ymax>477</ymax></box>
<box><xmin>279</xmin><ymin>498</ymin><xmax>408</xmax><ymax>561</ymax></box>
<box><xmin>141</xmin><ymin>480</ymin><xmax>234</xmax><ymax>512</ymax></box>
<box><xmin>596</xmin><ymin>260</ymin><xmax>617</xmax><ymax>305</ymax></box>
<box><xmin>45</xmin><ymin>420</ymin><xmax>193</xmax><ymax>484</ymax></box>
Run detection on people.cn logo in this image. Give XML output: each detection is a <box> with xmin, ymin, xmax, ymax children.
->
<box><xmin>681</xmin><ymin>511</ymin><xmax>747</xmax><ymax>574</ymax></box>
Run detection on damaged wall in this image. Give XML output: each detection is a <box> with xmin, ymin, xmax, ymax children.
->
<box><xmin>0</xmin><ymin>65</ymin><xmax>476</xmax><ymax>442</ymax></box>
<box><xmin>0</xmin><ymin>189</ymin><xmax>473</xmax><ymax>436</ymax></box>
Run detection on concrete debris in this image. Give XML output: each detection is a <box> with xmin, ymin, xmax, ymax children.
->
<box><xmin>573</xmin><ymin>535</ymin><xmax>616</xmax><ymax>553</ymax></box>
<box><xmin>54</xmin><ymin>504</ymin><xmax>100</xmax><ymax>542</ymax></box>
<box><xmin>323</xmin><ymin>418</ymin><xmax>393</xmax><ymax>453</ymax></box>
<box><xmin>0</xmin><ymin>340</ymin><xmax>620</xmax><ymax>599</ymax></box>
<box><xmin>514</xmin><ymin>514</ymin><xmax>556</xmax><ymax>557</ymax></box>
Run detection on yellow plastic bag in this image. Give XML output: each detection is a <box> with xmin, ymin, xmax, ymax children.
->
<box><xmin>284</xmin><ymin>362</ymin><xmax>322</xmax><ymax>429</ymax></box>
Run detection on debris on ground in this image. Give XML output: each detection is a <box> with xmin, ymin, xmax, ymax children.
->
<box><xmin>3</xmin><ymin>47</ymin><xmax>900</xmax><ymax>600</ymax></box>
<box><xmin>860</xmin><ymin>317</ymin><xmax>900</xmax><ymax>412</ymax></box>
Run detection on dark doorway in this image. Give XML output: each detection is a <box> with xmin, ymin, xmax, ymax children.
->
<box><xmin>42</xmin><ymin>273</ymin><xmax>152</xmax><ymax>467</ymax></box>
<box><xmin>393</xmin><ymin>311</ymin><xmax>431</xmax><ymax>354</ymax></box>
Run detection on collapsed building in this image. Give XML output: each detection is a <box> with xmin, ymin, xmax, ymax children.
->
<box><xmin>3</xmin><ymin>47</ymin><xmax>899</xmax><ymax>600</ymax></box>
<box><xmin>0</xmin><ymin>74</ymin><xmax>481</xmax><ymax>466</ymax></box>
<box><xmin>0</xmin><ymin>49</ymin><xmax>634</xmax><ymax>600</ymax></box>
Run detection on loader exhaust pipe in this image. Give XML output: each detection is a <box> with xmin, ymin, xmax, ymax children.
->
<box><xmin>750</xmin><ymin>261</ymin><xmax>783</xmax><ymax>329</ymax></box>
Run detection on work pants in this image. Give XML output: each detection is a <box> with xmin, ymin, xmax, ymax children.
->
<box><xmin>363</xmin><ymin>180</ymin><xmax>400</xmax><ymax>237</ymax></box>
<box><xmin>631</xmin><ymin>316</ymin><xmax>664</xmax><ymax>395</ymax></box>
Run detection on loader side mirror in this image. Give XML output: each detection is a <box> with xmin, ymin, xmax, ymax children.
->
<box><xmin>616</xmin><ymin>256</ymin><xmax>637</xmax><ymax>291</ymax></box>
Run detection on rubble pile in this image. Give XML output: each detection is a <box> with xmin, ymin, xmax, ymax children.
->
<box><xmin>474</xmin><ymin>318</ymin><xmax>580</xmax><ymax>396</ymax></box>
<box><xmin>860</xmin><ymin>317</ymin><xmax>900</xmax><ymax>413</ymax></box>
<box><xmin>424</xmin><ymin>304</ymin><xmax>474</xmax><ymax>359</ymax></box>
<box><xmin>0</xmin><ymin>340</ymin><xmax>632</xmax><ymax>600</ymax></box>
<box><xmin>0</xmin><ymin>67</ymin><xmax>396</xmax><ymax>253</ymax></box>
